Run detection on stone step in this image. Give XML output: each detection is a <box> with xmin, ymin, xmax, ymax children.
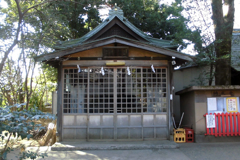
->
<box><xmin>51</xmin><ymin>140</ymin><xmax>179</xmax><ymax>151</ymax></box>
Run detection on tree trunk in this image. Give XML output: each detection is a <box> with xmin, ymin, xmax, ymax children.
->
<box><xmin>209</xmin><ymin>62</ymin><xmax>214</xmax><ymax>86</ymax></box>
<box><xmin>211</xmin><ymin>0</ymin><xmax>234</xmax><ymax>85</ymax></box>
<box><xmin>0</xmin><ymin>41</ymin><xmax>18</xmax><ymax>77</ymax></box>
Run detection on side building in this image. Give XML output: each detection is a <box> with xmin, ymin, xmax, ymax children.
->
<box><xmin>173</xmin><ymin>29</ymin><xmax>240</xmax><ymax>138</ymax></box>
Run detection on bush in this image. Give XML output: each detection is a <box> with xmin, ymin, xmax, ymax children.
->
<box><xmin>0</xmin><ymin>103</ymin><xmax>56</xmax><ymax>160</ymax></box>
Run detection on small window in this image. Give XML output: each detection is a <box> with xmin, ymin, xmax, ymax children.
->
<box><xmin>102</xmin><ymin>47</ymin><xmax>128</xmax><ymax>59</ymax></box>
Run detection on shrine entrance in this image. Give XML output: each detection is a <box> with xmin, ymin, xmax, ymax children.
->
<box><xmin>62</xmin><ymin>67</ymin><xmax>168</xmax><ymax>140</ymax></box>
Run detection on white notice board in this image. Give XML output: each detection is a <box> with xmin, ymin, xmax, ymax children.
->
<box><xmin>206</xmin><ymin>115</ymin><xmax>215</xmax><ymax>128</ymax></box>
<box><xmin>207</xmin><ymin>98</ymin><xmax>217</xmax><ymax>111</ymax></box>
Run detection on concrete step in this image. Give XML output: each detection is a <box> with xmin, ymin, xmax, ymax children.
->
<box><xmin>51</xmin><ymin>140</ymin><xmax>179</xmax><ymax>151</ymax></box>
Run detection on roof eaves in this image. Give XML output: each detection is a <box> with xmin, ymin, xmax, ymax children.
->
<box><xmin>35</xmin><ymin>36</ymin><xmax>121</xmax><ymax>61</ymax></box>
<box><xmin>105</xmin><ymin>35</ymin><xmax>193</xmax><ymax>61</ymax></box>
<box><xmin>35</xmin><ymin>35</ymin><xmax>192</xmax><ymax>62</ymax></box>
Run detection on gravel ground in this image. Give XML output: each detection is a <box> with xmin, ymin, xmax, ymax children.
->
<box><xmin>179</xmin><ymin>142</ymin><xmax>240</xmax><ymax>160</ymax></box>
<box><xmin>5</xmin><ymin>141</ymin><xmax>240</xmax><ymax>160</ymax></box>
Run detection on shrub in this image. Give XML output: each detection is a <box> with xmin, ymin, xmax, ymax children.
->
<box><xmin>0</xmin><ymin>103</ymin><xmax>56</xmax><ymax>160</ymax></box>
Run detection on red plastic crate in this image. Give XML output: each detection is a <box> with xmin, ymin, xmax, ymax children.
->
<box><xmin>185</xmin><ymin>128</ymin><xmax>194</xmax><ymax>143</ymax></box>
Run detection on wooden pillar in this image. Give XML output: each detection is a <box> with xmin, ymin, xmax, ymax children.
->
<box><xmin>56</xmin><ymin>62</ymin><xmax>63</xmax><ymax>141</ymax></box>
<box><xmin>167</xmin><ymin>60</ymin><xmax>174</xmax><ymax>139</ymax></box>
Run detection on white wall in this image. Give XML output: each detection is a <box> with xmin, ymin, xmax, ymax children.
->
<box><xmin>173</xmin><ymin>66</ymin><xmax>214</xmax><ymax>122</ymax></box>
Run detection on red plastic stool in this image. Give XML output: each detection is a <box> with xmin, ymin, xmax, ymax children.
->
<box><xmin>184</xmin><ymin>128</ymin><xmax>194</xmax><ymax>143</ymax></box>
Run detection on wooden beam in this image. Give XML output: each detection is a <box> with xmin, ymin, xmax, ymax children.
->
<box><xmin>62</xmin><ymin>60</ymin><xmax>168</xmax><ymax>67</ymax></box>
<box><xmin>53</xmin><ymin>57</ymin><xmax>170</xmax><ymax>61</ymax></box>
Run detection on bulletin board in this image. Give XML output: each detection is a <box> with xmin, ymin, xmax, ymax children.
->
<box><xmin>226</xmin><ymin>97</ymin><xmax>238</xmax><ymax>112</ymax></box>
<box><xmin>207</xmin><ymin>97</ymin><xmax>240</xmax><ymax>114</ymax></box>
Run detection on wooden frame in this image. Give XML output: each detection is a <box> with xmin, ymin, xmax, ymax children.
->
<box><xmin>62</xmin><ymin>67</ymin><xmax>167</xmax><ymax>114</ymax></box>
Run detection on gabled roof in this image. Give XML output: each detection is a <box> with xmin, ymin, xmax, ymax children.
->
<box><xmin>53</xmin><ymin>6</ymin><xmax>177</xmax><ymax>50</ymax></box>
<box><xmin>35</xmin><ymin>5</ymin><xmax>192</xmax><ymax>63</ymax></box>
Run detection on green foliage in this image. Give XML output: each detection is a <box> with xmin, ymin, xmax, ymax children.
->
<box><xmin>44</xmin><ymin>0</ymin><xmax>103</xmax><ymax>40</ymax></box>
<box><xmin>29</xmin><ymin>91</ymin><xmax>45</xmax><ymax>110</ymax></box>
<box><xmin>0</xmin><ymin>58</ymin><xmax>57</xmax><ymax>110</ymax></box>
<box><xmin>0</xmin><ymin>58</ymin><xmax>24</xmax><ymax>106</ymax></box>
<box><xmin>0</xmin><ymin>103</ymin><xmax>56</xmax><ymax>159</ymax></box>
<box><xmin>109</xmin><ymin>0</ymin><xmax>194</xmax><ymax>47</ymax></box>
<box><xmin>85</xmin><ymin>7</ymin><xmax>102</xmax><ymax>31</ymax></box>
<box><xmin>40</xmin><ymin>64</ymin><xmax>58</xmax><ymax>83</ymax></box>
<box><xmin>18</xmin><ymin>151</ymin><xmax>47</xmax><ymax>160</ymax></box>
<box><xmin>28</xmin><ymin>66</ymin><xmax>57</xmax><ymax>110</ymax></box>
<box><xmin>0</xmin><ymin>0</ymin><xmax>103</xmax><ymax>110</ymax></box>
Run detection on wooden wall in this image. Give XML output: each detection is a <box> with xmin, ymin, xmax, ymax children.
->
<box><xmin>66</xmin><ymin>45</ymin><xmax>168</xmax><ymax>58</ymax></box>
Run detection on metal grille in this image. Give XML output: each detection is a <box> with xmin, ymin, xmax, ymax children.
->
<box><xmin>63</xmin><ymin>67</ymin><xmax>167</xmax><ymax>114</ymax></box>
